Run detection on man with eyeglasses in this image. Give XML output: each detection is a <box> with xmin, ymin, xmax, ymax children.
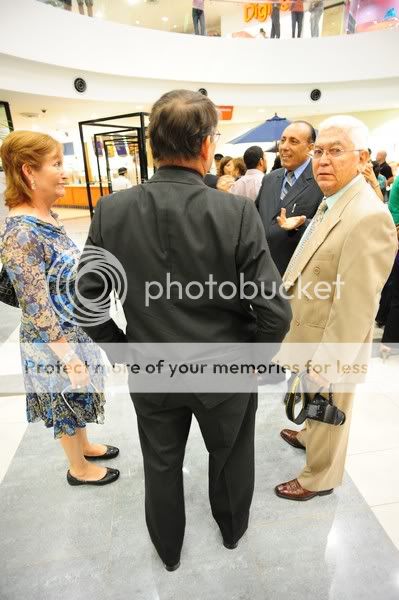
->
<box><xmin>76</xmin><ymin>90</ymin><xmax>291</xmax><ymax>569</ymax></box>
<box><xmin>275</xmin><ymin>115</ymin><xmax>397</xmax><ymax>501</ymax></box>
<box><xmin>256</xmin><ymin>121</ymin><xmax>323</xmax><ymax>276</ymax></box>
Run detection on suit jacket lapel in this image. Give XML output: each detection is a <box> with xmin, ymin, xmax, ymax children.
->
<box><xmin>284</xmin><ymin>179</ymin><xmax>365</xmax><ymax>288</ymax></box>
<box><xmin>263</xmin><ymin>170</ymin><xmax>284</xmax><ymax>229</ymax></box>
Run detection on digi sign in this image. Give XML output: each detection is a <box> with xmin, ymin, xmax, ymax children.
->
<box><xmin>244</xmin><ymin>2</ymin><xmax>290</xmax><ymax>23</ymax></box>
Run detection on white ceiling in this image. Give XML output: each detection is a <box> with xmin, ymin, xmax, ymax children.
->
<box><xmin>1</xmin><ymin>88</ymin><xmax>371</xmax><ymax>135</ymax></box>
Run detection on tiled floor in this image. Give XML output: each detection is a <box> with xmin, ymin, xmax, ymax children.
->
<box><xmin>1</xmin><ymin>211</ymin><xmax>399</xmax><ymax>599</ymax></box>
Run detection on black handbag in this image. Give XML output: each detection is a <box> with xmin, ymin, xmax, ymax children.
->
<box><xmin>0</xmin><ymin>265</ymin><xmax>19</xmax><ymax>308</ymax></box>
<box><xmin>285</xmin><ymin>372</ymin><xmax>345</xmax><ymax>426</ymax></box>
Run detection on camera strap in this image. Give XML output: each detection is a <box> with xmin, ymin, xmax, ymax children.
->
<box><xmin>285</xmin><ymin>372</ymin><xmax>346</xmax><ymax>426</ymax></box>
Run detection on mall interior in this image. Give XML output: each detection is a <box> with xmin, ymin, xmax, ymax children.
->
<box><xmin>1</xmin><ymin>0</ymin><xmax>399</xmax><ymax>598</ymax></box>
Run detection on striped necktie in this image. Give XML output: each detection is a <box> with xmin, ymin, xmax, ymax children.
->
<box><xmin>284</xmin><ymin>199</ymin><xmax>328</xmax><ymax>285</ymax></box>
<box><xmin>280</xmin><ymin>171</ymin><xmax>296</xmax><ymax>201</ymax></box>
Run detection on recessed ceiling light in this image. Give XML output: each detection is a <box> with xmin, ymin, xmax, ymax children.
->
<box><xmin>161</xmin><ymin>16</ymin><xmax>169</xmax><ymax>22</ymax></box>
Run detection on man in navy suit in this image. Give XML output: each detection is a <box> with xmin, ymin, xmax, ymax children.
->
<box><xmin>256</xmin><ymin>121</ymin><xmax>323</xmax><ymax>275</ymax></box>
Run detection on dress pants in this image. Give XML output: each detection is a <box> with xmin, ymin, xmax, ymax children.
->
<box><xmin>131</xmin><ymin>391</ymin><xmax>257</xmax><ymax>565</ymax></box>
<box><xmin>296</xmin><ymin>383</ymin><xmax>356</xmax><ymax>491</ymax></box>
<box><xmin>291</xmin><ymin>11</ymin><xmax>304</xmax><ymax>37</ymax></box>
<box><xmin>271</xmin><ymin>8</ymin><xmax>280</xmax><ymax>38</ymax></box>
<box><xmin>310</xmin><ymin>7</ymin><xmax>323</xmax><ymax>37</ymax></box>
<box><xmin>382</xmin><ymin>253</ymin><xmax>399</xmax><ymax>345</ymax></box>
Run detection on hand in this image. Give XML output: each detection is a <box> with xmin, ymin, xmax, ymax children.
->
<box><xmin>362</xmin><ymin>163</ymin><xmax>377</xmax><ymax>185</ymax></box>
<box><xmin>306</xmin><ymin>368</ymin><xmax>329</xmax><ymax>389</ymax></box>
<box><xmin>277</xmin><ymin>208</ymin><xmax>306</xmax><ymax>231</ymax></box>
<box><xmin>65</xmin><ymin>357</ymin><xmax>90</xmax><ymax>389</ymax></box>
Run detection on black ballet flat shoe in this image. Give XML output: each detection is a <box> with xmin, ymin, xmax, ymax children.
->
<box><xmin>164</xmin><ymin>561</ymin><xmax>180</xmax><ymax>572</ymax></box>
<box><xmin>67</xmin><ymin>467</ymin><xmax>120</xmax><ymax>486</ymax></box>
<box><xmin>84</xmin><ymin>445</ymin><xmax>119</xmax><ymax>460</ymax></box>
<box><xmin>223</xmin><ymin>540</ymin><xmax>238</xmax><ymax>550</ymax></box>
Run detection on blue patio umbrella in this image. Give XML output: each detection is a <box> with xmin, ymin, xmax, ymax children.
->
<box><xmin>228</xmin><ymin>113</ymin><xmax>291</xmax><ymax>145</ymax></box>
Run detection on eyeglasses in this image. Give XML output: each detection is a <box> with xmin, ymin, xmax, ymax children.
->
<box><xmin>309</xmin><ymin>148</ymin><xmax>363</xmax><ymax>160</ymax></box>
<box><xmin>212</xmin><ymin>131</ymin><xmax>221</xmax><ymax>144</ymax></box>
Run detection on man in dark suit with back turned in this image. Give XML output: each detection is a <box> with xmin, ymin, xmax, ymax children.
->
<box><xmin>256</xmin><ymin>121</ymin><xmax>323</xmax><ymax>275</ymax></box>
<box><xmin>76</xmin><ymin>90</ymin><xmax>291</xmax><ymax>571</ymax></box>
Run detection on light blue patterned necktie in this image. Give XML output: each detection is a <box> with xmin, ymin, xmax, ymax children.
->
<box><xmin>280</xmin><ymin>171</ymin><xmax>296</xmax><ymax>201</ymax></box>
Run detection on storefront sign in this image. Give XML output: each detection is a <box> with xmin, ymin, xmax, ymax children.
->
<box><xmin>244</xmin><ymin>2</ymin><xmax>290</xmax><ymax>23</ymax></box>
<box><xmin>217</xmin><ymin>106</ymin><xmax>234</xmax><ymax>120</ymax></box>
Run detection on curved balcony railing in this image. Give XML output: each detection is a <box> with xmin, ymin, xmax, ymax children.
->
<box><xmin>33</xmin><ymin>0</ymin><xmax>399</xmax><ymax>38</ymax></box>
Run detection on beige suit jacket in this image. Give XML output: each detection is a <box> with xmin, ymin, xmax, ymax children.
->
<box><xmin>276</xmin><ymin>177</ymin><xmax>397</xmax><ymax>383</ymax></box>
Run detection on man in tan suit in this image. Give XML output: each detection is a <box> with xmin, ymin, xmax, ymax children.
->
<box><xmin>274</xmin><ymin>115</ymin><xmax>397</xmax><ymax>501</ymax></box>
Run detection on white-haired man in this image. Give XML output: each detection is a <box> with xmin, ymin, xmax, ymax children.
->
<box><xmin>275</xmin><ymin>115</ymin><xmax>397</xmax><ymax>500</ymax></box>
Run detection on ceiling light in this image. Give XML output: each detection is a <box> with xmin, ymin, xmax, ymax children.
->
<box><xmin>161</xmin><ymin>16</ymin><xmax>169</xmax><ymax>22</ymax></box>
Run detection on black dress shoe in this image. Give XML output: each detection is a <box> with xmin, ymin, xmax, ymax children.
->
<box><xmin>164</xmin><ymin>561</ymin><xmax>180</xmax><ymax>572</ymax></box>
<box><xmin>223</xmin><ymin>541</ymin><xmax>238</xmax><ymax>550</ymax></box>
<box><xmin>84</xmin><ymin>445</ymin><xmax>119</xmax><ymax>460</ymax></box>
<box><xmin>67</xmin><ymin>467</ymin><xmax>120</xmax><ymax>486</ymax></box>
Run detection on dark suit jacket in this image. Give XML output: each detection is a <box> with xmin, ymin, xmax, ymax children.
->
<box><xmin>204</xmin><ymin>173</ymin><xmax>218</xmax><ymax>189</ymax></box>
<box><xmin>77</xmin><ymin>166</ymin><xmax>291</xmax><ymax>360</ymax></box>
<box><xmin>255</xmin><ymin>162</ymin><xmax>323</xmax><ymax>275</ymax></box>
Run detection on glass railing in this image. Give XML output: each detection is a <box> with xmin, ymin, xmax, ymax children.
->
<box><xmin>34</xmin><ymin>0</ymin><xmax>399</xmax><ymax>39</ymax></box>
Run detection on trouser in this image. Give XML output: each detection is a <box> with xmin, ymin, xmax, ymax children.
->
<box><xmin>296</xmin><ymin>383</ymin><xmax>356</xmax><ymax>491</ymax></box>
<box><xmin>376</xmin><ymin>256</ymin><xmax>397</xmax><ymax>326</ymax></box>
<box><xmin>310</xmin><ymin>8</ymin><xmax>323</xmax><ymax>37</ymax></box>
<box><xmin>77</xmin><ymin>0</ymin><xmax>93</xmax><ymax>16</ymax></box>
<box><xmin>192</xmin><ymin>8</ymin><xmax>206</xmax><ymax>36</ymax></box>
<box><xmin>382</xmin><ymin>253</ymin><xmax>399</xmax><ymax>345</ymax></box>
<box><xmin>271</xmin><ymin>9</ymin><xmax>280</xmax><ymax>38</ymax></box>
<box><xmin>131</xmin><ymin>392</ymin><xmax>257</xmax><ymax>565</ymax></box>
<box><xmin>291</xmin><ymin>11</ymin><xmax>304</xmax><ymax>38</ymax></box>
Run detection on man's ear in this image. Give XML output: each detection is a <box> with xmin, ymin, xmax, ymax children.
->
<box><xmin>200</xmin><ymin>135</ymin><xmax>212</xmax><ymax>162</ymax></box>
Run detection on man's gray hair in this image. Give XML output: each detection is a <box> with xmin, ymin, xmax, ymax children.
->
<box><xmin>317</xmin><ymin>115</ymin><xmax>369</xmax><ymax>150</ymax></box>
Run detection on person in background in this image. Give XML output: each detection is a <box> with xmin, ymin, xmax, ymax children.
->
<box><xmin>216</xmin><ymin>174</ymin><xmax>235</xmax><ymax>192</ymax></box>
<box><xmin>272</xmin><ymin>153</ymin><xmax>282</xmax><ymax>171</ymax></box>
<box><xmin>112</xmin><ymin>167</ymin><xmax>131</xmax><ymax>191</ymax></box>
<box><xmin>230</xmin><ymin>146</ymin><xmax>266</xmax><ymax>201</ymax></box>
<box><xmin>0</xmin><ymin>131</ymin><xmax>119</xmax><ymax>487</ymax></box>
<box><xmin>256</xmin><ymin>121</ymin><xmax>323</xmax><ymax>275</ymax></box>
<box><xmin>373</xmin><ymin>160</ymin><xmax>387</xmax><ymax>200</ymax></box>
<box><xmin>309</xmin><ymin>0</ymin><xmax>324</xmax><ymax>37</ymax></box>
<box><xmin>63</xmin><ymin>0</ymin><xmax>72</xmax><ymax>9</ymax></box>
<box><xmin>388</xmin><ymin>173</ymin><xmax>399</xmax><ymax>224</ymax></box>
<box><xmin>76</xmin><ymin>0</ymin><xmax>93</xmax><ymax>16</ymax></box>
<box><xmin>233</xmin><ymin>157</ymin><xmax>247</xmax><ymax>179</ymax></box>
<box><xmin>362</xmin><ymin>159</ymin><xmax>384</xmax><ymax>202</ymax></box>
<box><xmin>376</xmin><ymin>150</ymin><xmax>394</xmax><ymax>186</ymax></box>
<box><xmin>214</xmin><ymin>152</ymin><xmax>223</xmax><ymax>174</ymax></box>
<box><xmin>259</xmin><ymin>28</ymin><xmax>267</xmax><ymax>38</ymax></box>
<box><xmin>270</xmin><ymin>2</ymin><xmax>281</xmax><ymax>39</ymax></box>
<box><xmin>291</xmin><ymin>0</ymin><xmax>304</xmax><ymax>38</ymax></box>
<box><xmin>192</xmin><ymin>0</ymin><xmax>206</xmax><ymax>36</ymax></box>
<box><xmin>218</xmin><ymin>156</ymin><xmax>235</xmax><ymax>178</ymax></box>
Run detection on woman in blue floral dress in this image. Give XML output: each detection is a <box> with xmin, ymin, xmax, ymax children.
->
<box><xmin>0</xmin><ymin>131</ymin><xmax>119</xmax><ymax>486</ymax></box>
